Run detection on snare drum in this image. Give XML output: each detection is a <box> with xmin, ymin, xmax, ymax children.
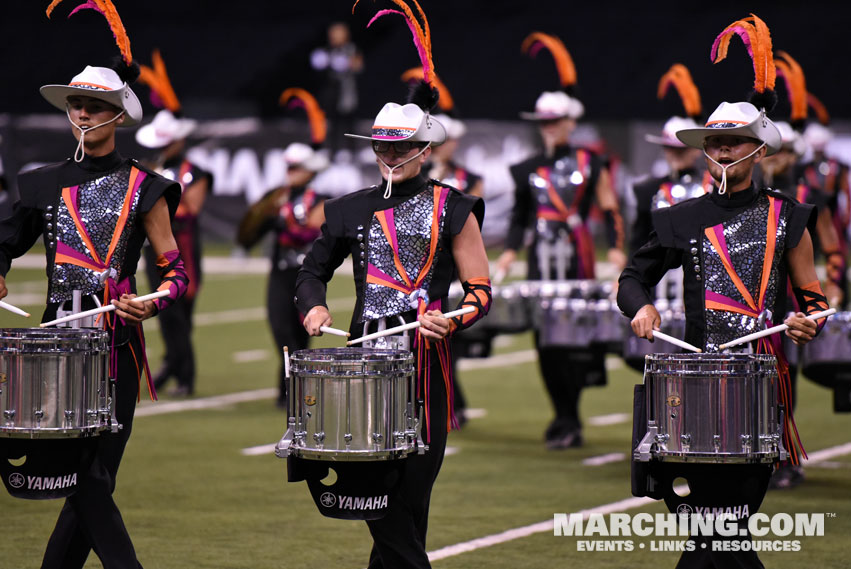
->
<box><xmin>537</xmin><ymin>280</ymin><xmax>596</xmax><ymax>348</ymax></box>
<box><xmin>484</xmin><ymin>281</ymin><xmax>535</xmax><ymax>334</ymax></box>
<box><xmin>0</xmin><ymin>328</ymin><xmax>111</xmax><ymax>438</ymax></box>
<box><xmin>634</xmin><ymin>353</ymin><xmax>785</xmax><ymax>464</ymax></box>
<box><xmin>278</xmin><ymin>348</ymin><xmax>419</xmax><ymax>461</ymax></box>
<box><xmin>801</xmin><ymin>311</ymin><xmax>851</xmax><ymax>383</ymax></box>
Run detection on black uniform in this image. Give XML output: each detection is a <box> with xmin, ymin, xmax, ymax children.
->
<box><xmin>0</xmin><ymin>150</ymin><xmax>180</xmax><ymax>569</ymax></box>
<box><xmin>618</xmin><ymin>185</ymin><xmax>815</xmax><ymax>568</ymax></box>
<box><xmin>295</xmin><ymin>173</ymin><xmax>482</xmax><ymax>569</ymax></box>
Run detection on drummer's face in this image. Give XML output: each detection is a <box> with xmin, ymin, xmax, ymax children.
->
<box><xmin>374</xmin><ymin>142</ymin><xmax>431</xmax><ymax>183</ymax></box>
<box><xmin>66</xmin><ymin>95</ymin><xmax>123</xmax><ymax>144</ymax></box>
<box><xmin>703</xmin><ymin>135</ymin><xmax>765</xmax><ymax>187</ymax></box>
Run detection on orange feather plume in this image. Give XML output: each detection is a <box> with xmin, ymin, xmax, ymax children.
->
<box><xmin>657</xmin><ymin>64</ymin><xmax>702</xmax><ymax>119</ymax></box>
<box><xmin>47</xmin><ymin>0</ymin><xmax>133</xmax><ymax>65</ymax></box>
<box><xmin>774</xmin><ymin>51</ymin><xmax>807</xmax><ymax>122</ymax></box>
<box><xmin>279</xmin><ymin>88</ymin><xmax>327</xmax><ymax>146</ymax></box>
<box><xmin>138</xmin><ymin>49</ymin><xmax>181</xmax><ymax>113</ymax></box>
<box><xmin>400</xmin><ymin>68</ymin><xmax>454</xmax><ymax>111</ymax></box>
<box><xmin>807</xmin><ymin>92</ymin><xmax>830</xmax><ymax>126</ymax></box>
<box><xmin>356</xmin><ymin>0</ymin><xmax>435</xmax><ymax>84</ymax></box>
<box><xmin>711</xmin><ymin>13</ymin><xmax>775</xmax><ymax>94</ymax></box>
<box><xmin>521</xmin><ymin>32</ymin><xmax>577</xmax><ymax>88</ymax></box>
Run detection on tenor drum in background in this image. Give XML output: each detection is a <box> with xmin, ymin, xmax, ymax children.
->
<box><xmin>799</xmin><ymin>311</ymin><xmax>851</xmax><ymax>412</ymax></box>
<box><xmin>0</xmin><ymin>328</ymin><xmax>113</xmax><ymax>500</ymax></box>
<box><xmin>278</xmin><ymin>348</ymin><xmax>419</xmax><ymax>461</ymax></box>
<box><xmin>623</xmin><ymin>307</ymin><xmax>686</xmax><ymax>371</ymax></box>
<box><xmin>634</xmin><ymin>353</ymin><xmax>784</xmax><ymax>464</ymax></box>
<box><xmin>537</xmin><ymin>280</ymin><xmax>594</xmax><ymax>348</ymax></box>
<box><xmin>484</xmin><ymin>281</ymin><xmax>537</xmax><ymax>334</ymax></box>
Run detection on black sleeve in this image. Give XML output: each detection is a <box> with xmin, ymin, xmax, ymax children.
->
<box><xmin>629</xmin><ymin>179</ymin><xmax>657</xmax><ymax>257</ymax></box>
<box><xmin>617</xmin><ymin>230</ymin><xmax>681</xmax><ymax>318</ymax></box>
<box><xmin>785</xmin><ymin>201</ymin><xmax>817</xmax><ymax>249</ymax></box>
<box><xmin>294</xmin><ymin>199</ymin><xmax>350</xmax><ymax>313</ymax></box>
<box><xmin>0</xmin><ymin>201</ymin><xmax>44</xmax><ymax>277</ymax></box>
<box><xmin>504</xmin><ymin>163</ymin><xmax>532</xmax><ymax>251</ymax></box>
<box><xmin>446</xmin><ymin>190</ymin><xmax>484</xmax><ymax>235</ymax></box>
<box><xmin>137</xmin><ymin>167</ymin><xmax>182</xmax><ymax>218</ymax></box>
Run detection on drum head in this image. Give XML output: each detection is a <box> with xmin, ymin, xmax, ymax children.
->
<box><xmin>288</xmin><ymin>456</ymin><xmax>404</xmax><ymax>521</ymax></box>
<box><xmin>0</xmin><ymin>437</ymin><xmax>98</xmax><ymax>500</ymax></box>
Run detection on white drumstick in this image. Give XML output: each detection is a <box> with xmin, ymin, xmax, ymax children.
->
<box><xmin>283</xmin><ymin>346</ymin><xmax>290</xmax><ymax>378</ymax></box>
<box><xmin>719</xmin><ymin>308</ymin><xmax>836</xmax><ymax>350</ymax></box>
<box><xmin>0</xmin><ymin>301</ymin><xmax>30</xmax><ymax>318</ymax></box>
<box><xmin>319</xmin><ymin>326</ymin><xmax>350</xmax><ymax>338</ymax></box>
<box><xmin>39</xmin><ymin>290</ymin><xmax>171</xmax><ymax>328</ymax></box>
<box><xmin>347</xmin><ymin>306</ymin><xmax>476</xmax><ymax>346</ymax></box>
<box><xmin>650</xmin><ymin>330</ymin><xmax>702</xmax><ymax>353</ymax></box>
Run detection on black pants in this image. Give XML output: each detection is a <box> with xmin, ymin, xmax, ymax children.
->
<box><xmin>535</xmin><ymin>334</ymin><xmax>607</xmax><ymax>436</ymax></box>
<box><xmin>41</xmin><ymin>336</ymin><xmax>144</xmax><ymax>569</ymax></box>
<box><xmin>268</xmin><ymin>268</ymin><xmax>309</xmax><ymax>404</ymax></box>
<box><xmin>655</xmin><ymin>463</ymin><xmax>772</xmax><ymax>569</ymax></box>
<box><xmin>365</xmin><ymin>349</ymin><xmax>449</xmax><ymax>569</ymax></box>
<box><xmin>144</xmin><ymin>245</ymin><xmax>198</xmax><ymax>393</ymax></box>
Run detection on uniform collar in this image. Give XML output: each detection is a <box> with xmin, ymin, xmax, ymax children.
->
<box><xmin>75</xmin><ymin>149</ymin><xmax>124</xmax><ymax>173</ymax></box>
<box><xmin>709</xmin><ymin>183</ymin><xmax>759</xmax><ymax>208</ymax></box>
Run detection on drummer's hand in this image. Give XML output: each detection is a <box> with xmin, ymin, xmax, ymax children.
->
<box><xmin>418</xmin><ymin>310</ymin><xmax>451</xmax><ymax>343</ymax></box>
<box><xmin>111</xmin><ymin>294</ymin><xmax>155</xmax><ymax>326</ymax></box>
<box><xmin>493</xmin><ymin>250</ymin><xmax>516</xmax><ymax>284</ymax></box>
<box><xmin>784</xmin><ymin>311</ymin><xmax>818</xmax><ymax>346</ymax></box>
<box><xmin>825</xmin><ymin>282</ymin><xmax>843</xmax><ymax>307</ymax></box>
<box><xmin>607</xmin><ymin>248</ymin><xmax>627</xmax><ymax>272</ymax></box>
<box><xmin>0</xmin><ymin>275</ymin><xmax>7</xmax><ymax>300</ymax></box>
<box><xmin>303</xmin><ymin>305</ymin><xmax>332</xmax><ymax>336</ymax></box>
<box><xmin>631</xmin><ymin>304</ymin><xmax>661</xmax><ymax>341</ymax></box>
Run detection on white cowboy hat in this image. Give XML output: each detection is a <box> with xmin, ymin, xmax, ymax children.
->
<box><xmin>433</xmin><ymin>114</ymin><xmax>466</xmax><ymax>140</ymax></box>
<box><xmin>283</xmin><ymin>142</ymin><xmax>329</xmax><ymax>172</ymax></box>
<box><xmin>803</xmin><ymin>123</ymin><xmax>832</xmax><ymax>152</ymax></box>
<box><xmin>40</xmin><ymin>66</ymin><xmax>142</xmax><ymax>127</ymax></box>
<box><xmin>346</xmin><ymin>102</ymin><xmax>446</xmax><ymax>145</ymax></box>
<box><xmin>520</xmin><ymin>91</ymin><xmax>584</xmax><ymax>121</ymax></box>
<box><xmin>135</xmin><ymin>110</ymin><xmax>197</xmax><ymax>148</ymax></box>
<box><xmin>676</xmin><ymin>101</ymin><xmax>782</xmax><ymax>156</ymax></box>
<box><xmin>774</xmin><ymin>121</ymin><xmax>807</xmax><ymax>157</ymax></box>
<box><xmin>645</xmin><ymin>116</ymin><xmax>700</xmax><ymax>147</ymax></box>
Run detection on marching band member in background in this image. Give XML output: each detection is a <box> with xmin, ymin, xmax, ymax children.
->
<box><xmin>619</xmin><ymin>16</ymin><xmax>827</xmax><ymax>566</ymax></box>
<box><xmin>238</xmin><ymin>88</ymin><xmax>329</xmax><ymax>409</ymax></box>
<box><xmin>495</xmin><ymin>32</ymin><xmax>626</xmax><ymax>450</ymax></box>
<box><xmin>136</xmin><ymin>50</ymin><xmax>212</xmax><ymax>397</ymax></box>
<box><xmin>296</xmin><ymin>3</ymin><xmax>490</xmax><ymax>566</ymax></box>
<box><xmin>0</xmin><ymin>3</ymin><xmax>186</xmax><ymax>565</ymax></box>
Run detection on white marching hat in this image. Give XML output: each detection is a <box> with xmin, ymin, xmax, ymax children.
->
<box><xmin>433</xmin><ymin>113</ymin><xmax>466</xmax><ymax>140</ymax></box>
<box><xmin>803</xmin><ymin>123</ymin><xmax>833</xmax><ymax>152</ymax></box>
<box><xmin>520</xmin><ymin>91</ymin><xmax>584</xmax><ymax>121</ymax></box>
<box><xmin>774</xmin><ymin>121</ymin><xmax>807</xmax><ymax>157</ymax></box>
<box><xmin>283</xmin><ymin>142</ymin><xmax>329</xmax><ymax>172</ymax></box>
<box><xmin>676</xmin><ymin>102</ymin><xmax>782</xmax><ymax>156</ymax></box>
<box><xmin>136</xmin><ymin>110</ymin><xmax>197</xmax><ymax>148</ymax></box>
<box><xmin>645</xmin><ymin>116</ymin><xmax>700</xmax><ymax>147</ymax></box>
<box><xmin>40</xmin><ymin>66</ymin><xmax>142</xmax><ymax>127</ymax></box>
<box><xmin>346</xmin><ymin>103</ymin><xmax>446</xmax><ymax>145</ymax></box>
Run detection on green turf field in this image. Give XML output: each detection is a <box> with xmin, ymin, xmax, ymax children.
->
<box><xmin>1</xmin><ymin>261</ymin><xmax>849</xmax><ymax>568</ymax></box>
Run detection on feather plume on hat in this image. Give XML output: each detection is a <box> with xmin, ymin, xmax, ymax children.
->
<box><xmin>138</xmin><ymin>49</ymin><xmax>181</xmax><ymax>113</ymax></box>
<box><xmin>521</xmin><ymin>32</ymin><xmax>577</xmax><ymax>93</ymax></box>
<box><xmin>657</xmin><ymin>64</ymin><xmax>702</xmax><ymax>120</ymax></box>
<box><xmin>279</xmin><ymin>88</ymin><xmax>327</xmax><ymax>147</ymax></box>
<box><xmin>711</xmin><ymin>13</ymin><xmax>777</xmax><ymax>112</ymax></box>
<box><xmin>401</xmin><ymin>68</ymin><xmax>453</xmax><ymax>112</ymax></box>
<box><xmin>47</xmin><ymin>0</ymin><xmax>133</xmax><ymax>67</ymax></box>
<box><xmin>774</xmin><ymin>51</ymin><xmax>808</xmax><ymax>129</ymax></box>
<box><xmin>807</xmin><ymin>92</ymin><xmax>830</xmax><ymax>126</ymax></box>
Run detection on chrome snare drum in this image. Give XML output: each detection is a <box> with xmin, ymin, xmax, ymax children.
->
<box><xmin>0</xmin><ymin>328</ymin><xmax>112</xmax><ymax>438</ymax></box>
<box><xmin>634</xmin><ymin>353</ymin><xmax>785</xmax><ymax>464</ymax></box>
<box><xmin>277</xmin><ymin>348</ymin><xmax>421</xmax><ymax>461</ymax></box>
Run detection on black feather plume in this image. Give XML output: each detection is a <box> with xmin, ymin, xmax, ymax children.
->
<box><xmin>406</xmin><ymin>80</ymin><xmax>439</xmax><ymax>113</ymax></box>
<box><xmin>748</xmin><ymin>88</ymin><xmax>777</xmax><ymax>113</ymax></box>
<box><xmin>109</xmin><ymin>56</ymin><xmax>140</xmax><ymax>84</ymax></box>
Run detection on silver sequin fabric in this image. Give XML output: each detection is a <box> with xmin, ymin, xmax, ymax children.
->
<box><xmin>362</xmin><ymin>188</ymin><xmax>447</xmax><ymax>321</ymax></box>
<box><xmin>703</xmin><ymin>194</ymin><xmax>789</xmax><ymax>351</ymax></box>
<box><xmin>651</xmin><ymin>174</ymin><xmax>707</xmax><ymax>209</ymax></box>
<box><xmin>50</xmin><ymin>165</ymin><xmax>141</xmax><ymax>303</ymax></box>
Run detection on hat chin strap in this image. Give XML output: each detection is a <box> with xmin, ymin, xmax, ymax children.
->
<box><xmin>377</xmin><ymin>143</ymin><xmax>431</xmax><ymax>199</ymax></box>
<box><xmin>66</xmin><ymin>106</ymin><xmax>126</xmax><ymax>163</ymax></box>
<box><xmin>703</xmin><ymin>142</ymin><xmax>765</xmax><ymax>195</ymax></box>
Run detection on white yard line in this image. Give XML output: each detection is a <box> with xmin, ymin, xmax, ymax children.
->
<box><xmin>586</xmin><ymin>413</ymin><xmax>631</xmax><ymax>427</ymax></box>
<box><xmin>135</xmin><ymin>388</ymin><xmax>277</xmax><ymax>417</ymax></box>
<box><xmin>458</xmin><ymin>350</ymin><xmax>537</xmax><ymax>371</ymax></box>
<box><xmin>426</xmin><ymin>440</ymin><xmax>851</xmax><ymax>562</ymax></box>
<box><xmin>581</xmin><ymin>452</ymin><xmax>627</xmax><ymax>467</ymax></box>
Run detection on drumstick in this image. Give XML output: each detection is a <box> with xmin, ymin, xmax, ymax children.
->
<box><xmin>650</xmin><ymin>330</ymin><xmax>702</xmax><ymax>353</ymax></box>
<box><xmin>0</xmin><ymin>300</ymin><xmax>30</xmax><ymax>318</ymax></box>
<box><xmin>319</xmin><ymin>325</ymin><xmax>350</xmax><ymax>338</ymax></box>
<box><xmin>719</xmin><ymin>308</ymin><xmax>837</xmax><ymax>350</ymax></box>
<box><xmin>39</xmin><ymin>290</ymin><xmax>171</xmax><ymax>328</ymax></box>
<box><xmin>347</xmin><ymin>306</ymin><xmax>476</xmax><ymax>346</ymax></box>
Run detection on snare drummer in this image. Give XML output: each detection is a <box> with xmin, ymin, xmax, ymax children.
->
<box><xmin>295</xmin><ymin>22</ymin><xmax>491</xmax><ymax>564</ymax></box>
<box><xmin>618</xmin><ymin>20</ymin><xmax>829</xmax><ymax>565</ymax></box>
<box><xmin>494</xmin><ymin>32</ymin><xmax>626</xmax><ymax>449</ymax></box>
<box><xmin>0</xmin><ymin>14</ymin><xmax>187</xmax><ymax>567</ymax></box>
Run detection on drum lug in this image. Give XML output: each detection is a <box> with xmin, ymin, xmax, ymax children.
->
<box><xmin>3</xmin><ymin>408</ymin><xmax>15</xmax><ymax>427</ymax></box>
<box><xmin>633</xmin><ymin>421</ymin><xmax>659</xmax><ymax>462</ymax></box>
<box><xmin>313</xmin><ymin>431</ymin><xmax>326</xmax><ymax>448</ymax></box>
<box><xmin>712</xmin><ymin>434</ymin><xmax>721</xmax><ymax>452</ymax></box>
<box><xmin>680</xmin><ymin>434</ymin><xmax>691</xmax><ymax>452</ymax></box>
<box><xmin>372</xmin><ymin>432</ymin><xmax>383</xmax><ymax>446</ymax></box>
<box><xmin>740</xmin><ymin>434</ymin><xmax>752</xmax><ymax>454</ymax></box>
<box><xmin>63</xmin><ymin>409</ymin><xmax>73</xmax><ymax>428</ymax></box>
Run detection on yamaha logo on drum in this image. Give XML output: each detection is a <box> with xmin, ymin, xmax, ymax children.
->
<box><xmin>8</xmin><ymin>472</ymin><xmax>25</xmax><ymax>489</ymax></box>
<box><xmin>320</xmin><ymin>492</ymin><xmax>336</xmax><ymax>507</ymax></box>
<box><xmin>305</xmin><ymin>395</ymin><xmax>317</xmax><ymax>406</ymax></box>
<box><xmin>666</xmin><ymin>394</ymin><xmax>682</xmax><ymax>407</ymax></box>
